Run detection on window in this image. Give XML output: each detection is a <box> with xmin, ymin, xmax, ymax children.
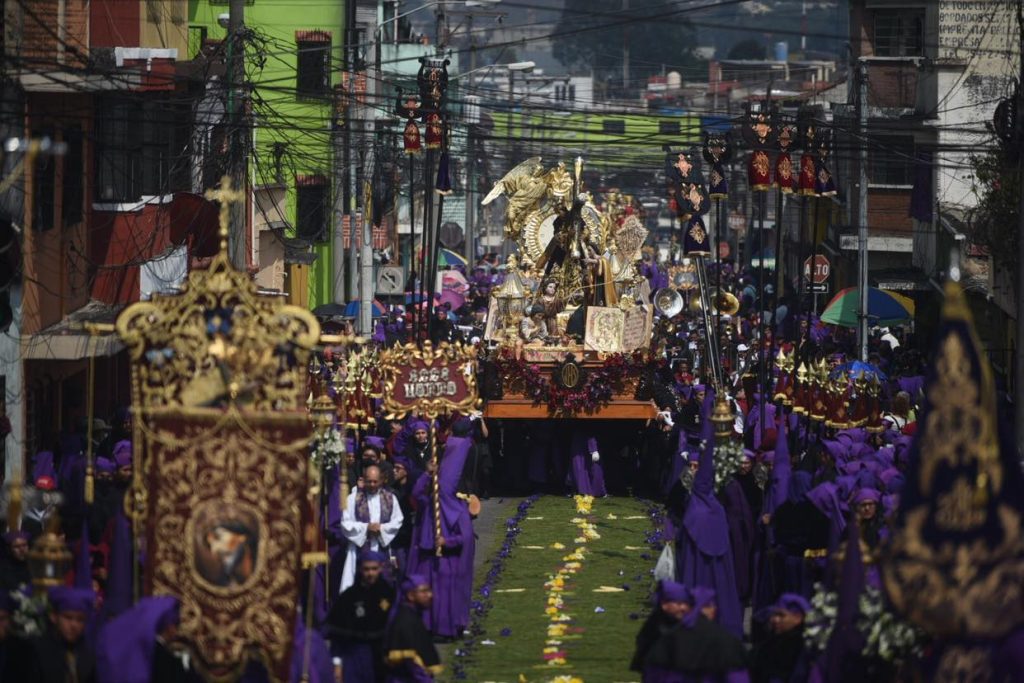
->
<box><xmin>296</xmin><ymin>34</ymin><xmax>331</xmax><ymax>97</ymax></box>
<box><xmin>95</xmin><ymin>95</ymin><xmax>190</xmax><ymax>202</ymax></box>
<box><xmin>659</xmin><ymin>120</ymin><xmax>680</xmax><ymax>135</ymax></box>
<box><xmin>32</xmin><ymin>128</ymin><xmax>54</xmax><ymax>231</ymax></box>
<box><xmin>63</xmin><ymin>127</ymin><xmax>83</xmax><ymax>226</ymax></box>
<box><xmin>869</xmin><ymin>136</ymin><xmax>915</xmax><ymax>186</ymax></box>
<box><xmin>568</xmin><ymin>84</ymin><xmax>576</xmax><ymax>101</ymax></box>
<box><xmin>296</xmin><ymin>177</ymin><xmax>327</xmax><ymax>241</ymax></box>
<box><xmin>603</xmin><ymin>119</ymin><xmax>625</xmax><ymax>134</ymax></box>
<box><xmin>874</xmin><ymin>10</ymin><xmax>924</xmax><ymax>57</ymax></box>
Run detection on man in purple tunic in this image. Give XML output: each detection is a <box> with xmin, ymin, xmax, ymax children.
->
<box><xmin>406</xmin><ymin>421</ymin><xmax>475</xmax><ymax>640</ymax></box>
<box><xmin>569</xmin><ymin>428</ymin><xmax>606</xmax><ymax>496</ymax></box>
<box><xmin>674</xmin><ymin>389</ymin><xmax>743</xmax><ymax>638</ymax></box>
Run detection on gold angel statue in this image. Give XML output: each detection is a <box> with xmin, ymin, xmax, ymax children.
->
<box><xmin>482</xmin><ymin>157</ymin><xmax>573</xmax><ymax>240</ymax></box>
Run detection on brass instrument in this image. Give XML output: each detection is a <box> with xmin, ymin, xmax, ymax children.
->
<box><xmin>653</xmin><ymin>287</ymin><xmax>684</xmax><ymax>318</ymax></box>
<box><xmin>688</xmin><ymin>288</ymin><xmax>740</xmax><ymax>317</ymax></box>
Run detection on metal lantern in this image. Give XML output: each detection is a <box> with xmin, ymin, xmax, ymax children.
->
<box><xmin>711</xmin><ymin>395</ymin><xmax>735</xmax><ymax>441</ymax></box>
<box><xmin>493</xmin><ymin>264</ymin><xmax>527</xmax><ymax>320</ymax></box>
<box><xmin>310</xmin><ymin>394</ymin><xmax>336</xmax><ymax>437</ymax></box>
<box><xmin>28</xmin><ymin>516</ymin><xmax>72</xmax><ymax>593</ymax></box>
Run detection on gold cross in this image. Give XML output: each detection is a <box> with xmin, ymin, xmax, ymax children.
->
<box><xmin>204</xmin><ymin>175</ymin><xmax>246</xmax><ymax>253</ymax></box>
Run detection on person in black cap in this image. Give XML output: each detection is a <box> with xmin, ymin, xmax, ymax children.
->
<box><xmin>327</xmin><ymin>550</ymin><xmax>394</xmax><ymax>682</ymax></box>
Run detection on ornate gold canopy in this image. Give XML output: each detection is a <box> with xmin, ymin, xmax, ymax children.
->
<box><xmin>114</xmin><ymin>177</ymin><xmax>321</xmax><ymax>683</ymax></box>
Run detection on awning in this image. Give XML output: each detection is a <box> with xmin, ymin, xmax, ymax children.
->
<box><xmin>22</xmin><ymin>333</ymin><xmax>124</xmax><ymax>360</ymax></box>
<box><xmin>23</xmin><ymin>301</ymin><xmax>126</xmax><ymax>361</ymax></box>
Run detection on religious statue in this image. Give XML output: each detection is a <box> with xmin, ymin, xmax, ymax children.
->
<box><xmin>537</xmin><ymin>279</ymin><xmax>565</xmax><ymax>336</ymax></box>
<box><xmin>516</xmin><ymin>304</ymin><xmax>551</xmax><ymax>359</ymax></box>
<box><xmin>481</xmin><ymin>157</ymin><xmax>550</xmax><ymax>240</ymax></box>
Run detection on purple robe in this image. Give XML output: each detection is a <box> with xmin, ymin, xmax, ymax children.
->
<box><xmin>103</xmin><ymin>507</ymin><xmax>134</xmax><ymax>622</ymax></box>
<box><xmin>570</xmin><ymin>430</ymin><xmax>606</xmax><ymax>496</ymax></box>
<box><xmin>406</xmin><ymin>436</ymin><xmax>475</xmax><ymax>638</ymax></box>
<box><xmin>675</xmin><ymin>390</ymin><xmax>743</xmax><ymax>638</ymax></box>
<box><xmin>752</xmin><ymin>413</ymin><xmax>792</xmax><ymax>614</ymax></box>
<box><xmin>96</xmin><ymin>596</ymin><xmax>178</xmax><ymax>683</ymax></box>
<box><xmin>719</xmin><ymin>479</ymin><xmax>755</xmax><ymax>602</ymax></box>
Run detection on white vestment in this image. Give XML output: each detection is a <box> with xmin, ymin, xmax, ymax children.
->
<box><xmin>339</xmin><ymin>489</ymin><xmax>404</xmax><ymax>592</ymax></box>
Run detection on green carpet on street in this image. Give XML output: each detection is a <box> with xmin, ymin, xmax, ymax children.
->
<box><xmin>452</xmin><ymin>496</ymin><xmax>659</xmax><ymax>683</ymax></box>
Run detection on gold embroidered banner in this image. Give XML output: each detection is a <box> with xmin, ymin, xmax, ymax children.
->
<box><xmin>115</xmin><ymin>179</ymin><xmax>322</xmax><ymax>682</ymax></box>
<box><xmin>144</xmin><ymin>408</ymin><xmax>311</xmax><ymax>681</ymax></box>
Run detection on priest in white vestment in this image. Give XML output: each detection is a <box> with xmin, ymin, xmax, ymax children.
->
<box><xmin>339</xmin><ymin>465</ymin><xmax>404</xmax><ymax>592</ymax></box>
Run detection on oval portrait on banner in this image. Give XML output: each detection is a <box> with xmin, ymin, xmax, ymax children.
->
<box><xmin>188</xmin><ymin>501</ymin><xmax>264</xmax><ymax>592</ymax></box>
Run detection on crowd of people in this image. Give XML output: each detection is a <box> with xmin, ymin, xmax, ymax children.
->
<box><xmin>1</xmin><ymin>245</ymin><xmax>1020</xmax><ymax>683</ymax></box>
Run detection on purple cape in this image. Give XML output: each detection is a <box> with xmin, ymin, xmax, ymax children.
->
<box><xmin>96</xmin><ymin>596</ymin><xmax>178</xmax><ymax>683</ymax></box>
<box><xmin>676</xmin><ymin>389</ymin><xmax>743</xmax><ymax>638</ymax></box>
<box><xmin>406</xmin><ymin>436</ymin><xmax>475</xmax><ymax>638</ymax></box>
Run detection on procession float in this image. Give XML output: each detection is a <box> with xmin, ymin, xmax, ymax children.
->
<box><xmin>477</xmin><ymin>157</ymin><xmax>661</xmax><ymax>420</ymax></box>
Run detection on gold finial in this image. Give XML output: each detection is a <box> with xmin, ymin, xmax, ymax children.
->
<box><xmin>204</xmin><ymin>176</ymin><xmax>246</xmax><ymax>256</ymax></box>
<box><xmin>574</xmin><ymin>156</ymin><xmax>583</xmax><ymax>188</ymax></box>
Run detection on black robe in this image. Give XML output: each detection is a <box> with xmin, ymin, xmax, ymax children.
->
<box><xmin>750</xmin><ymin>626</ymin><xmax>807</xmax><ymax>683</ymax></box>
<box><xmin>383</xmin><ymin>603</ymin><xmax>442</xmax><ymax>680</ymax></box>
<box><xmin>630</xmin><ymin>611</ymin><xmax>681</xmax><ymax>672</ymax></box>
<box><xmin>327</xmin><ymin>578</ymin><xmax>394</xmax><ymax>645</ymax></box>
<box><xmin>643</xmin><ymin>615</ymin><xmax>748</xmax><ymax>677</ymax></box>
<box><xmin>23</xmin><ymin>630</ymin><xmax>97</xmax><ymax>683</ymax></box>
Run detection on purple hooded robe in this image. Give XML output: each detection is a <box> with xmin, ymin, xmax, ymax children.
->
<box><xmin>570</xmin><ymin>429</ymin><xmax>606</xmax><ymax>496</ymax></box>
<box><xmin>406</xmin><ymin>435</ymin><xmax>475</xmax><ymax>638</ymax></box>
<box><xmin>674</xmin><ymin>389</ymin><xmax>743</xmax><ymax>638</ymax></box>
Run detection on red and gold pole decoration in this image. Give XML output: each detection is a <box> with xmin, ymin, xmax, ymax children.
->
<box><xmin>378</xmin><ymin>341</ymin><xmax>479</xmax><ymax>556</ymax></box>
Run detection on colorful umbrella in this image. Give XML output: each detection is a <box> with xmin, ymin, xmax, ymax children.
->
<box><xmin>439</xmin><ymin>248</ymin><xmax>468</xmax><ymax>267</ymax></box>
<box><xmin>820</xmin><ymin>288</ymin><xmax>914</xmax><ymax>328</ymax></box>
<box><xmin>343</xmin><ymin>300</ymin><xmax>387</xmax><ymax>318</ymax></box>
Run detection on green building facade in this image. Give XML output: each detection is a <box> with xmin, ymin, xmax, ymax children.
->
<box><xmin>188</xmin><ymin>0</ymin><xmax>345</xmax><ymax>308</ymax></box>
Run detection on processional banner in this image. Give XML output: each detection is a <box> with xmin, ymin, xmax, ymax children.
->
<box><xmin>116</xmin><ymin>179</ymin><xmax>321</xmax><ymax>681</ymax></box>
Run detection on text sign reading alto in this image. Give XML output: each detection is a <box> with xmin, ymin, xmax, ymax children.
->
<box><xmin>378</xmin><ymin>342</ymin><xmax>480</xmax><ymax>418</ymax></box>
<box><xmin>803</xmin><ymin>255</ymin><xmax>831</xmax><ymax>285</ymax></box>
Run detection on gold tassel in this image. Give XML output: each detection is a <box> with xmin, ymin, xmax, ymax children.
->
<box><xmin>85</xmin><ymin>467</ymin><xmax>95</xmax><ymax>505</ymax></box>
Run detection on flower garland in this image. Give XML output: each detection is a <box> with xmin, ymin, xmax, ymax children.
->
<box><xmin>10</xmin><ymin>590</ymin><xmax>46</xmax><ymax>637</ymax></box>
<box><xmin>713</xmin><ymin>440</ymin><xmax>746</xmax><ymax>492</ymax></box>
<box><xmin>540</xmin><ymin>495</ymin><xmax>599</xmax><ymax>674</ymax></box>
<box><xmin>494</xmin><ymin>349</ymin><xmax>645</xmax><ymax>415</ymax></box>
<box><xmin>310</xmin><ymin>427</ymin><xmax>346</xmax><ymax>469</ymax></box>
<box><xmin>676</xmin><ymin>440</ymin><xmax>746</xmax><ymax>493</ymax></box>
<box><xmin>450</xmin><ymin>495</ymin><xmax>541</xmax><ymax>681</ymax></box>
<box><xmin>803</xmin><ymin>583</ymin><xmax>927</xmax><ymax>667</ymax></box>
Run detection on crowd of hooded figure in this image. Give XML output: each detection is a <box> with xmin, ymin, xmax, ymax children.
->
<box><xmin>0</xmin><ymin>410</ymin><xmax>489</xmax><ymax>682</ymax></box>
<box><xmin>620</xmin><ymin>350</ymin><xmax>974</xmax><ymax>683</ymax></box>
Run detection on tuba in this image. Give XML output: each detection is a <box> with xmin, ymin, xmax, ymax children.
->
<box><xmin>688</xmin><ymin>288</ymin><xmax>741</xmax><ymax>316</ymax></box>
<box><xmin>654</xmin><ymin>287</ymin><xmax>684</xmax><ymax>318</ymax></box>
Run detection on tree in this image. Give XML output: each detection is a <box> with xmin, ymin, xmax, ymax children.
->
<box><xmin>969</xmin><ymin>146</ymin><xmax>1019</xmax><ymax>292</ymax></box>
<box><xmin>552</xmin><ymin>0</ymin><xmax>704</xmax><ymax>88</ymax></box>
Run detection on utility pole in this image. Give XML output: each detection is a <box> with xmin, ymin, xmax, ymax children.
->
<box><xmin>855</xmin><ymin>57</ymin><xmax>869</xmax><ymax>361</ymax></box>
<box><xmin>622</xmin><ymin>0</ymin><xmax>629</xmax><ymax>90</ymax></box>
<box><xmin>228</xmin><ymin>0</ymin><xmax>247</xmax><ymax>271</ymax></box>
<box><xmin>1014</xmin><ymin>0</ymin><xmax>1024</xmax><ymax>459</ymax></box>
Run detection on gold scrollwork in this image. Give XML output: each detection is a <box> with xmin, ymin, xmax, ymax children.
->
<box><xmin>377</xmin><ymin>341</ymin><xmax>480</xmax><ymax>419</ymax></box>
<box><xmin>147</xmin><ymin>410</ymin><xmax>310</xmax><ymax>681</ymax></box>
<box><xmin>883</xmin><ymin>283</ymin><xmax>1024</xmax><ymax>641</ymax></box>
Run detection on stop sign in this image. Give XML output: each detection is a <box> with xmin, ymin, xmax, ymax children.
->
<box><xmin>803</xmin><ymin>255</ymin><xmax>830</xmax><ymax>284</ymax></box>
